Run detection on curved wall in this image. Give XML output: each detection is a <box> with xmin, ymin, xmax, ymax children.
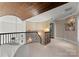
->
<box><xmin>26</xmin><ymin>20</ymin><xmax>50</xmax><ymax>32</ymax></box>
<box><xmin>0</xmin><ymin>15</ymin><xmax>26</xmax><ymax>33</ymax></box>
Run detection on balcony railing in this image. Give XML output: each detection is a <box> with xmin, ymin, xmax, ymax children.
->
<box><xmin>0</xmin><ymin>31</ymin><xmax>43</xmax><ymax>45</ymax></box>
<box><xmin>0</xmin><ymin>31</ymin><xmax>51</xmax><ymax>45</ymax></box>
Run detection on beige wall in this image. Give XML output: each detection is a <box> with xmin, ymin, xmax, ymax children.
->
<box><xmin>55</xmin><ymin>20</ymin><xmax>64</xmax><ymax>38</ymax></box>
<box><xmin>26</xmin><ymin>20</ymin><xmax>50</xmax><ymax>32</ymax></box>
<box><xmin>56</xmin><ymin>19</ymin><xmax>77</xmax><ymax>43</ymax></box>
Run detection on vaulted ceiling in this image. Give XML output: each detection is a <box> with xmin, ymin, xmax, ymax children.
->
<box><xmin>0</xmin><ymin>2</ymin><xmax>67</xmax><ymax>20</ymax></box>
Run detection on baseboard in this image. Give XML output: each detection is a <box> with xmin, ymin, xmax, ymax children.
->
<box><xmin>56</xmin><ymin>37</ymin><xmax>78</xmax><ymax>46</ymax></box>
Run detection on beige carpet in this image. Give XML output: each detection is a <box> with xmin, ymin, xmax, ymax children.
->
<box><xmin>14</xmin><ymin>39</ymin><xmax>79</xmax><ymax>57</ymax></box>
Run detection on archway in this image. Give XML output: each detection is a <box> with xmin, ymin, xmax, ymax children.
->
<box><xmin>0</xmin><ymin>15</ymin><xmax>25</xmax><ymax>33</ymax></box>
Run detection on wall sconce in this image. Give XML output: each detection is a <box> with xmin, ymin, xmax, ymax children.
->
<box><xmin>27</xmin><ymin>37</ymin><xmax>32</xmax><ymax>43</ymax></box>
<box><xmin>44</xmin><ymin>28</ymin><xmax>49</xmax><ymax>32</ymax></box>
